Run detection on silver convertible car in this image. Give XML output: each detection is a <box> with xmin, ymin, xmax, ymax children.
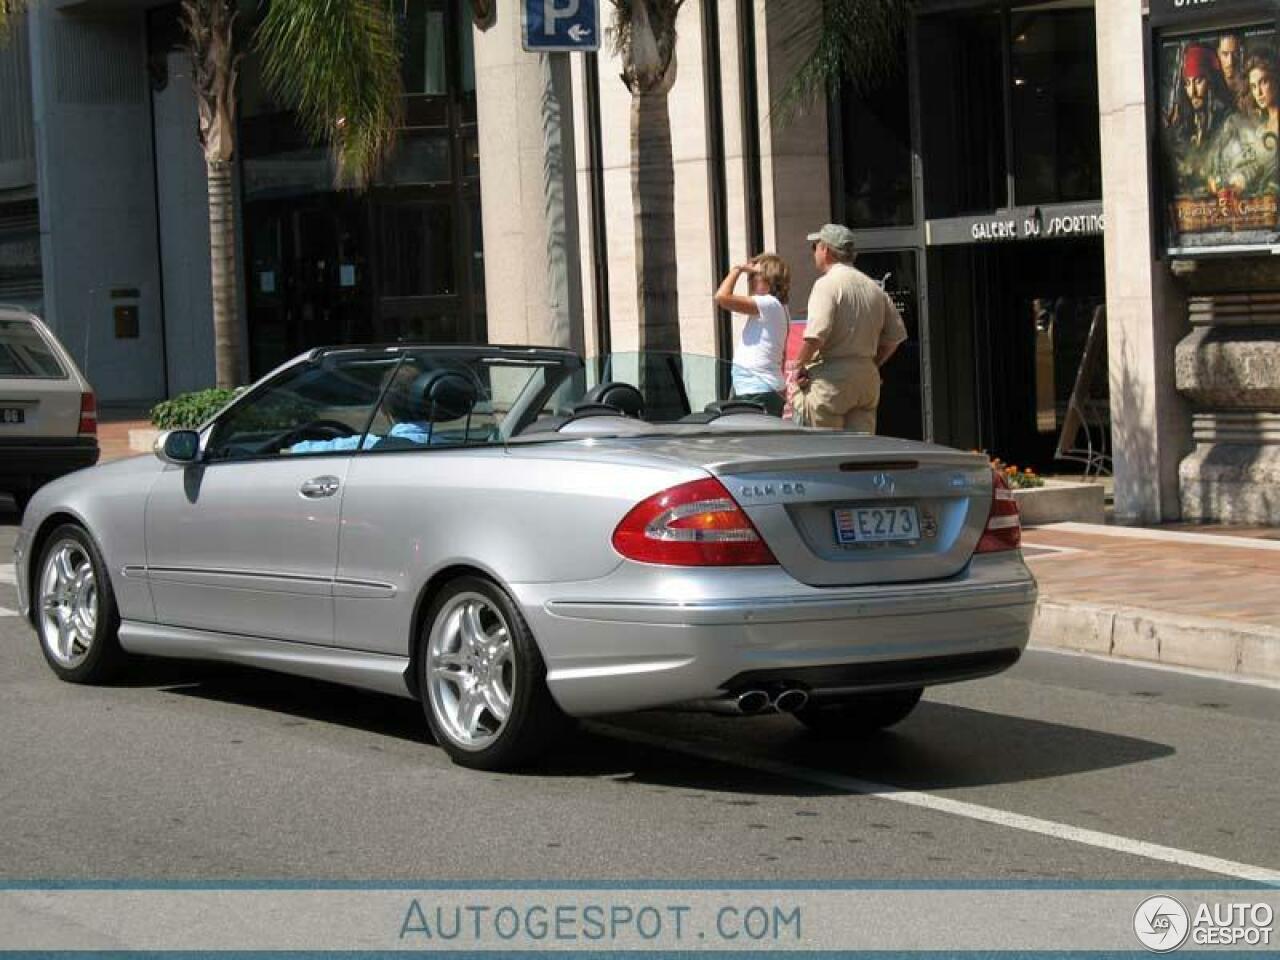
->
<box><xmin>14</xmin><ymin>345</ymin><xmax>1036</xmax><ymax>769</ymax></box>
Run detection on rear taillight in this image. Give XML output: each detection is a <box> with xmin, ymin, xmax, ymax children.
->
<box><xmin>976</xmin><ymin>467</ymin><xmax>1021</xmax><ymax>553</ymax></box>
<box><xmin>612</xmin><ymin>477</ymin><xmax>778</xmax><ymax>566</ymax></box>
<box><xmin>78</xmin><ymin>392</ymin><xmax>97</xmax><ymax>437</ymax></box>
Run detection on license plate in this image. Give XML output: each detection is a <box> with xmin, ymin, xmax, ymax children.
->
<box><xmin>0</xmin><ymin>407</ymin><xmax>24</xmax><ymax>425</ymax></box>
<box><xmin>833</xmin><ymin>505</ymin><xmax>920</xmax><ymax>544</ymax></box>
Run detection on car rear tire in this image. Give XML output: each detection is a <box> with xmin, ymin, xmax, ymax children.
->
<box><xmin>34</xmin><ymin>523</ymin><xmax>127</xmax><ymax>684</ymax></box>
<box><xmin>418</xmin><ymin>575</ymin><xmax>571</xmax><ymax>770</ymax></box>
<box><xmin>795</xmin><ymin>687</ymin><xmax>923</xmax><ymax>736</ymax></box>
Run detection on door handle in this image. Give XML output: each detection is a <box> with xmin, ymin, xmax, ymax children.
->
<box><xmin>299</xmin><ymin>476</ymin><xmax>341</xmax><ymax>499</ymax></box>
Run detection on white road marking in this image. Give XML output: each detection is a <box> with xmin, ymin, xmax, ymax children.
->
<box><xmin>1034</xmin><ymin>646</ymin><xmax>1280</xmax><ymax>691</ymax></box>
<box><xmin>1042</xmin><ymin>521</ymin><xmax>1280</xmax><ymax>552</ymax></box>
<box><xmin>594</xmin><ymin>722</ymin><xmax>1280</xmax><ymax>885</ymax></box>
<box><xmin>0</xmin><ymin>563</ymin><xmax>15</xmax><ymax>585</ymax></box>
<box><xmin>0</xmin><ymin>606</ymin><xmax>16</xmax><ymax>618</ymax></box>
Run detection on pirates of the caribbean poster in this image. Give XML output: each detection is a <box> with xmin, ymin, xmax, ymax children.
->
<box><xmin>1160</xmin><ymin>26</ymin><xmax>1280</xmax><ymax>249</ymax></box>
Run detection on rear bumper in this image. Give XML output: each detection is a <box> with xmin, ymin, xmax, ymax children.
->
<box><xmin>0</xmin><ymin>438</ymin><xmax>98</xmax><ymax>487</ymax></box>
<box><xmin>513</xmin><ymin>552</ymin><xmax>1037</xmax><ymax>716</ymax></box>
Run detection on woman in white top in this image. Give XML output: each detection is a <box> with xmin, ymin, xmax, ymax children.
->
<box><xmin>712</xmin><ymin>253</ymin><xmax>792</xmax><ymax>416</ymax></box>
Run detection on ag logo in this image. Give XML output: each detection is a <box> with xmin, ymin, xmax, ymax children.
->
<box><xmin>1134</xmin><ymin>895</ymin><xmax>1190</xmax><ymax>952</ymax></box>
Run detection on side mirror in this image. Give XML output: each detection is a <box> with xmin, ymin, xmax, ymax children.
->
<box><xmin>154</xmin><ymin>429</ymin><xmax>201</xmax><ymax>465</ymax></box>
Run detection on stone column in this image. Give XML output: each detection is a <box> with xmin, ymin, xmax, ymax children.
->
<box><xmin>1095</xmin><ymin>0</ymin><xmax>1190</xmax><ymax>522</ymax></box>
<box><xmin>473</xmin><ymin>8</ymin><xmax>584</xmax><ymax>351</ymax></box>
<box><xmin>1176</xmin><ymin>283</ymin><xmax>1280</xmax><ymax>525</ymax></box>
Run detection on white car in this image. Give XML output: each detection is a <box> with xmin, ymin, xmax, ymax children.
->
<box><xmin>0</xmin><ymin>306</ymin><xmax>99</xmax><ymax>512</ymax></box>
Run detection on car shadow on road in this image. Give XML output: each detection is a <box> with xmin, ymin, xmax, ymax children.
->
<box><xmin>153</xmin><ymin>662</ymin><xmax>1174</xmax><ymax>797</ymax></box>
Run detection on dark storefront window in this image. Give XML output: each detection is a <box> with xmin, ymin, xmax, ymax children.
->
<box><xmin>379</xmin><ymin>204</ymin><xmax>454</xmax><ymax>297</ymax></box>
<box><xmin>856</xmin><ymin>251</ymin><xmax>923</xmax><ymax>441</ymax></box>
<box><xmin>1010</xmin><ymin>6</ymin><xmax>1102</xmax><ymax>205</ymax></box>
<box><xmin>381</xmin><ymin>131</ymin><xmax>452</xmax><ymax>184</ymax></box>
<box><xmin>838</xmin><ymin>51</ymin><xmax>914</xmax><ymax>228</ymax></box>
<box><xmin>241</xmin><ymin>0</ymin><xmax>484</xmax><ymax>376</ymax></box>
<box><xmin>919</xmin><ymin>12</ymin><xmax>1007</xmax><ymax>218</ymax></box>
<box><xmin>399</xmin><ymin>0</ymin><xmax>450</xmax><ymax>96</ymax></box>
<box><xmin>0</xmin><ymin>199</ymin><xmax>42</xmax><ymax>310</ymax></box>
<box><xmin>852</xmin><ymin>1</ymin><xmax>1108</xmax><ymax>469</ymax></box>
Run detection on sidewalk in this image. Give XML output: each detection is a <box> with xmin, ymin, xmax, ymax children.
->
<box><xmin>98</xmin><ymin>410</ymin><xmax>151</xmax><ymax>463</ymax></box>
<box><xmin>1023</xmin><ymin>522</ymin><xmax>1280</xmax><ymax>683</ymax></box>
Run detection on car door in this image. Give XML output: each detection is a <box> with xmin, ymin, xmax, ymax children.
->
<box><xmin>145</xmin><ymin>351</ymin><xmax>402</xmax><ymax>644</ymax></box>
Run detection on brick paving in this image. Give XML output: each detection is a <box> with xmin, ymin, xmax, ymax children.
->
<box><xmin>97</xmin><ymin>416</ymin><xmax>150</xmax><ymax>463</ymax></box>
<box><xmin>1024</xmin><ymin>525</ymin><xmax>1280</xmax><ymax>629</ymax></box>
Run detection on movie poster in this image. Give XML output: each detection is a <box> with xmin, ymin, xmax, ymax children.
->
<box><xmin>1159</xmin><ymin>25</ymin><xmax>1280</xmax><ymax>250</ymax></box>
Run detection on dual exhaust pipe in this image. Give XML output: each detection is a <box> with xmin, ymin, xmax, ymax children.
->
<box><xmin>694</xmin><ymin>687</ymin><xmax>808</xmax><ymax>715</ymax></box>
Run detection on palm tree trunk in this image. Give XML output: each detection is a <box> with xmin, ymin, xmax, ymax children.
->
<box><xmin>632</xmin><ymin>87</ymin><xmax>683</xmax><ymax>419</ymax></box>
<box><xmin>206</xmin><ymin>158</ymin><xmax>241</xmax><ymax>388</ymax></box>
<box><xmin>631</xmin><ymin>88</ymin><xmax>681</xmax><ymax>356</ymax></box>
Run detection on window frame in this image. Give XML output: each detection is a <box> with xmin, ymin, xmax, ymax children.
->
<box><xmin>199</xmin><ymin>351</ymin><xmax>406</xmax><ymax>465</ymax></box>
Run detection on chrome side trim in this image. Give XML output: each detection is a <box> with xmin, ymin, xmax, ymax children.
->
<box><xmin>117</xmin><ymin>621</ymin><xmax>415</xmax><ymax>699</ymax></box>
<box><xmin>117</xmin><ymin>565</ymin><xmax>394</xmax><ymax>598</ymax></box>
<box><xmin>134</xmin><ymin>565</ymin><xmax>331</xmax><ymax>596</ymax></box>
<box><xmin>333</xmin><ymin>578</ymin><xmax>397</xmax><ymax>599</ymax></box>
<box><xmin>545</xmin><ymin>579</ymin><xmax>1037</xmax><ymax>626</ymax></box>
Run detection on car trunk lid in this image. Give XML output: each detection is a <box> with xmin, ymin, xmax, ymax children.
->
<box><xmin>588</xmin><ymin>433</ymin><xmax>994</xmax><ymax>586</ymax></box>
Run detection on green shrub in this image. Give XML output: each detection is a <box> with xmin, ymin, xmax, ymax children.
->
<box><xmin>150</xmin><ymin>388</ymin><xmax>240</xmax><ymax>429</ymax></box>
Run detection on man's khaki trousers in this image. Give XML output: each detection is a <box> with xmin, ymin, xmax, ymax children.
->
<box><xmin>794</xmin><ymin>357</ymin><xmax>880</xmax><ymax>433</ymax></box>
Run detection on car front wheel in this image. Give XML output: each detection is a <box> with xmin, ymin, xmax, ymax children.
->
<box><xmin>418</xmin><ymin>576</ymin><xmax>569</xmax><ymax>770</ymax></box>
<box><xmin>35</xmin><ymin>524</ymin><xmax>127</xmax><ymax>683</ymax></box>
<box><xmin>795</xmin><ymin>687</ymin><xmax>924</xmax><ymax>736</ymax></box>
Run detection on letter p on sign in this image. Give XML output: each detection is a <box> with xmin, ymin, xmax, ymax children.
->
<box><xmin>544</xmin><ymin>0</ymin><xmax>580</xmax><ymax>34</ymax></box>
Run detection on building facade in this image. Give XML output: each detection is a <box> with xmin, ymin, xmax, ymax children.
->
<box><xmin>1</xmin><ymin>0</ymin><xmax>1276</xmax><ymax>524</ymax></box>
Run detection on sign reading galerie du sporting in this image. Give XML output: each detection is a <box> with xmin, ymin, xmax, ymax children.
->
<box><xmin>523</xmin><ymin>0</ymin><xmax>600</xmax><ymax>52</ymax></box>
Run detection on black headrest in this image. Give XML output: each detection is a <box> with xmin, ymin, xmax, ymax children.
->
<box><xmin>386</xmin><ymin>369</ymin><xmax>479</xmax><ymax>423</ymax></box>
<box><xmin>581</xmin><ymin>381</ymin><xmax>645</xmax><ymax>418</ymax></box>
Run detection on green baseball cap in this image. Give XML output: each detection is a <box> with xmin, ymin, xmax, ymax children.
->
<box><xmin>806</xmin><ymin>223</ymin><xmax>857</xmax><ymax>256</ymax></box>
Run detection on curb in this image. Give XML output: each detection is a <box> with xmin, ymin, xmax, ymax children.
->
<box><xmin>1029</xmin><ymin>597</ymin><xmax>1280</xmax><ymax>683</ymax></box>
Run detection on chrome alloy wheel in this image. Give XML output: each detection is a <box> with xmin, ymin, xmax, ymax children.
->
<box><xmin>426</xmin><ymin>592</ymin><xmax>515</xmax><ymax>750</ymax></box>
<box><xmin>38</xmin><ymin>538</ymin><xmax>99</xmax><ymax>669</ymax></box>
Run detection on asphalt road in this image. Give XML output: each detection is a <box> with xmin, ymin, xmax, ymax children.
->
<box><xmin>2</xmin><ymin>500</ymin><xmax>1277</xmax><ymax>884</ymax></box>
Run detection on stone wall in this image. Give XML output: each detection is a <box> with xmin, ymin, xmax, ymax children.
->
<box><xmin>1174</xmin><ymin>260</ymin><xmax>1280</xmax><ymax>523</ymax></box>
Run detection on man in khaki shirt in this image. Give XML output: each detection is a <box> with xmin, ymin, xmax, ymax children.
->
<box><xmin>791</xmin><ymin>223</ymin><xmax>907</xmax><ymax>433</ymax></box>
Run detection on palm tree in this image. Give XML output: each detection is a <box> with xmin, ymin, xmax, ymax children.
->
<box><xmin>773</xmin><ymin>0</ymin><xmax>911</xmax><ymax>117</ymax></box>
<box><xmin>182</xmin><ymin>0</ymin><xmax>402</xmax><ymax>388</ymax></box>
<box><xmin>609</xmin><ymin>0</ymin><xmax>684</xmax><ymax>362</ymax></box>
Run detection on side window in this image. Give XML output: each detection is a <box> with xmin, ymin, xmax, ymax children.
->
<box><xmin>362</xmin><ymin>358</ymin><xmax>490</xmax><ymax>451</ymax></box>
<box><xmin>204</xmin><ymin>356</ymin><xmax>400</xmax><ymax>461</ymax></box>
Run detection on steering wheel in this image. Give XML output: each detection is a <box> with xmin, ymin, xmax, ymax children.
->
<box><xmin>274</xmin><ymin>419</ymin><xmax>358</xmax><ymax>451</ymax></box>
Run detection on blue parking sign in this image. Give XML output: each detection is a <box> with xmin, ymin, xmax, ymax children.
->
<box><xmin>523</xmin><ymin>0</ymin><xmax>600</xmax><ymax>52</ymax></box>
